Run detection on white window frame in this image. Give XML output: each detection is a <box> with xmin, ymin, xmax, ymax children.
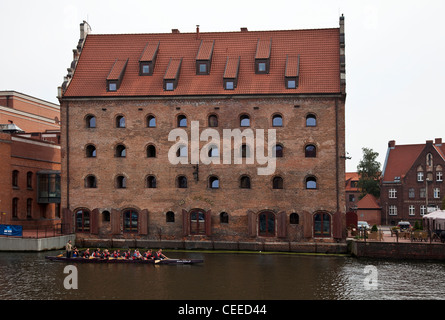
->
<box><xmin>409</xmin><ymin>205</ymin><xmax>415</xmax><ymax>216</ymax></box>
<box><xmin>389</xmin><ymin>205</ymin><xmax>397</xmax><ymax>216</ymax></box>
<box><xmin>417</xmin><ymin>171</ymin><xmax>424</xmax><ymax>182</ymax></box>
<box><xmin>389</xmin><ymin>188</ymin><xmax>397</xmax><ymax>198</ymax></box>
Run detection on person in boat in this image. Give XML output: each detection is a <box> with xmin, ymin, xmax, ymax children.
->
<box><xmin>83</xmin><ymin>248</ymin><xmax>90</xmax><ymax>258</ymax></box>
<box><xmin>72</xmin><ymin>247</ymin><xmax>79</xmax><ymax>257</ymax></box>
<box><xmin>65</xmin><ymin>240</ymin><xmax>73</xmax><ymax>258</ymax></box>
<box><xmin>92</xmin><ymin>248</ymin><xmax>101</xmax><ymax>258</ymax></box>
<box><xmin>123</xmin><ymin>249</ymin><xmax>131</xmax><ymax>259</ymax></box>
<box><xmin>133</xmin><ymin>249</ymin><xmax>142</xmax><ymax>260</ymax></box>
<box><xmin>143</xmin><ymin>249</ymin><xmax>154</xmax><ymax>260</ymax></box>
<box><xmin>155</xmin><ymin>249</ymin><xmax>168</xmax><ymax>260</ymax></box>
<box><xmin>102</xmin><ymin>249</ymin><xmax>110</xmax><ymax>259</ymax></box>
<box><xmin>112</xmin><ymin>250</ymin><xmax>121</xmax><ymax>259</ymax></box>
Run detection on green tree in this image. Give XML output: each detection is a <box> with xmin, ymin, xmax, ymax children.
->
<box><xmin>357</xmin><ymin>147</ymin><xmax>381</xmax><ymax>199</ymax></box>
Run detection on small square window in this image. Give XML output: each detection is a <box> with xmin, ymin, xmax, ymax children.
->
<box><xmin>142</xmin><ymin>64</ymin><xmax>150</xmax><ymax>74</ymax></box>
<box><xmin>258</xmin><ymin>62</ymin><xmax>266</xmax><ymax>72</ymax></box>
<box><xmin>225</xmin><ymin>81</ymin><xmax>234</xmax><ymax>90</ymax></box>
<box><xmin>166</xmin><ymin>82</ymin><xmax>174</xmax><ymax>91</ymax></box>
<box><xmin>199</xmin><ymin>63</ymin><xmax>207</xmax><ymax>73</ymax></box>
<box><xmin>109</xmin><ymin>82</ymin><xmax>117</xmax><ymax>91</ymax></box>
<box><xmin>287</xmin><ymin>80</ymin><xmax>296</xmax><ymax>89</ymax></box>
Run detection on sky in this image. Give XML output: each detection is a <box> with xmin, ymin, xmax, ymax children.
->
<box><xmin>1</xmin><ymin>0</ymin><xmax>444</xmax><ymax>173</ymax></box>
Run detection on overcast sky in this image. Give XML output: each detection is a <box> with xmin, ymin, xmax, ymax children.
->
<box><xmin>1</xmin><ymin>0</ymin><xmax>444</xmax><ymax>173</ymax></box>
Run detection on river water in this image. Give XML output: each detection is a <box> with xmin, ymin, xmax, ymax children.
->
<box><xmin>1</xmin><ymin>251</ymin><xmax>445</xmax><ymax>301</ymax></box>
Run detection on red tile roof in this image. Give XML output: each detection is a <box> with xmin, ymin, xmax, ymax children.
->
<box><xmin>107</xmin><ymin>59</ymin><xmax>128</xmax><ymax>80</ymax></box>
<box><xmin>357</xmin><ymin>194</ymin><xmax>381</xmax><ymax>209</ymax></box>
<box><xmin>63</xmin><ymin>28</ymin><xmax>341</xmax><ymax>97</ymax></box>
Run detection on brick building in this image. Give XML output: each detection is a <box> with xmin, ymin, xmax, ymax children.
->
<box><xmin>0</xmin><ymin>92</ymin><xmax>61</xmax><ymax>229</ymax></box>
<box><xmin>381</xmin><ymin>138</ymin><xmax>445</xmax><ymax>225</ymax></box>
<box><xmin>58</xmin><ymin>18</ymin><xmax>347</xmax><ymax>243</ymax></box>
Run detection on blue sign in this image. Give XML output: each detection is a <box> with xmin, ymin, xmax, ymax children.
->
<box><xmin>0</xmin><ymin>224</ymin><xmax>23</xmax><ymax>236</ymax></box>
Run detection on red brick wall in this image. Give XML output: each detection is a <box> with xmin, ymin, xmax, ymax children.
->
<box><xmin>62</xmin><ymin>96</ymin><xmax>345</xmax><ymax>241</ymax></box>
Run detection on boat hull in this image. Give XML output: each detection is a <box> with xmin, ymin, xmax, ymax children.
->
<box><xmin>45</xmin><ymin>256</ymin><xmax>203</xmax><ymax>265</ymax></box>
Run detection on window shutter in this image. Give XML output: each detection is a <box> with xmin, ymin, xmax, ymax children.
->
<box><xmin>62</xmin><ymin>208</ymin><xmax>73</xmax><ymax>234</ymax></box>
<box><xmin>182</xmin><ymin>209</ymin><xmax>189</xmax><ymax>236</ymax></box>
<box><xmin>139</xmin><ymin>209</ymin><xmax>149</xmax><ymax>235</ymax></box>
<box><xmin>205</xmin><ymin>210</ymin><xmax>212</xmax><ymax>236</ymax></box>
<box><xmin>90</xmin><ymin>208</ymin><xmax>99</xmax><ymax>234</ymax></box>
<box><xmin>277</xmin><ymin>211</ymin><xmax>287</xmax><ymax>238</ymax></box>
<box><xmin>111</xmin><ymin>209</ymin><xmax>121</xmax><ymax>235</ymax></box>
<box><xmin>247</xmin><ymin>210</ymin><xmax>256</xmax><ymax>237</ymax></box>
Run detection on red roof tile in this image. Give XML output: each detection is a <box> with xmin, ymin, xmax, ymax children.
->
<box><xmin>285</xmin><ymin>55</ymin><xmax>300</xmax><ymax>77</ymax></box>
<box><xmin>63</xmin><ymin>28</ymin><xmax>341</xmax><ymax>97</ymax></box>
<box><xmin>255</xmin><ymin>39</ymin><xmax>272</xmax><ymax>59</ymax></box>
<box><xmin>224</xmin><ymin>56</ymin><xmax>240</xmax><ymax>79</ymax></box>
<box><xmin>139</xmin><ymin>41</ymin><xmax>159</xmax><ymax>62</ymax></box>
<box><xmin>357</xmin><ymin>194</ymin><xmax>380</xmax><ymax>209</ymax></box>
<box><xmin>164</xmin><ymin>58</ymin><xmax>182</xmax><ymax>80</ymax></box>
<box><xmin>196</xmin><ymin>40</ymin><xmax>214</xmax><ymax>61</ymax></box>
<box><xmin>107</xmin><ymin>59</ymin><xmax>128</xmax><ymax>80</ymax></box>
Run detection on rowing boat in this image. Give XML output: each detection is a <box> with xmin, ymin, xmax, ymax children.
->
<box><xmin>45</xmin><ymin>256</ymin><xmax>203</xmax><ymax>265</ymax></box>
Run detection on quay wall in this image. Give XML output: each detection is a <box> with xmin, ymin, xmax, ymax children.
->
<box><xmin>0</xmin><ymin>234</ymin><xmax>76</xmax><ymax>252</ymax></box>
<box><xmin>350</xmin><ymin>240</ymin><xmax>445</xmax><ymax>260</ymax></box>
<box><xmin>76</xmin><ymin>238</ymin><xmax>349</xmax><ymax>255</ymax></box>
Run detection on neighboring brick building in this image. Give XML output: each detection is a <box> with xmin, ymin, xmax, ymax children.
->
<box><xmin>345</xmin><ymin>172</ymin><xmax>360</xmax><ymax>212</ymax></box>
<box><xmin>58</xmin><ymin>18</ymin><xmax>347</xmax><ymax>243</ymax></box>
<box><xmin>381</xmin><ymin>138</ymin><xmax>445</xmax><ymax>225</ymax></box>
<box><xmin>0</xmin><ymin>92</ymin><xmax>61</xmax><ymax>229</ymax></box>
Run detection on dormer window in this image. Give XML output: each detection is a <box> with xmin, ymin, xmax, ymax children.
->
<box><xmin>223</xmin><ymin>57</ymin><xmax>240</xmax><ymax>90</ymax></box>
<box><xmin>106</xmin><ymin>58</ymin><xmax>128</xmax><ymax>92</ymax></box>
<box><xmin>285</xmin><ymin>55</ymin><xmax>300</xmax><ymax>89</ymax></box>
<box><xmin>139</xmin><ymin>41</ymin><xmax>159</xmax><ymax>76</ymax></box>
<box><xmin>255</xmin><ymin>39</ymin><xmax>271</xmax><ymax>74</ymax></box>
<box><xmin>163</xmin><ymin>58</ymin><xmax>182</xmax><ymax>91</ymax></box>
<box><xmin>196</xmin><ymin>40</ymin><xmax>214</xmax><ymax>75</ymax></box>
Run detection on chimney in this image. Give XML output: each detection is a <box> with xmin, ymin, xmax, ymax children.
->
<box><xmin>240</xmin><ymin>27</ymin><xmax>248</xmax><ymax>32</ymax></box>
<box><xmin>435</xmin><ymin>138</ymin><xmax>442</xmax><ymax>146</ymax></box>
<box><xmin>196</xmin><ymin>25</ymin><xmax>200</xmax><ymax>39</ymax></box>
<box><xmin>388</xmin><ymin>140</ymin><xmax>396</xmax><ymax>149</ymax></box>
<box><xmin>80</xmin><ymin>20</ymin><xmax>92</xmax><ymax>40</ymax></box>
<box><xmin>171</xmin><ymin>29</ymin><xmax>180</xmax><ymax>34</ymax></box>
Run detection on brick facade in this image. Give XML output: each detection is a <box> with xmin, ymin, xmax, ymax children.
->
<box><xmin>59</xmin><ymin>19</ymin><xmax>347</xmax><ymax>243</ymax></box>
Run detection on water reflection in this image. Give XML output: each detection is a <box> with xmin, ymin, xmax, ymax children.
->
<box><xmin>0</xmin><ymin>251</ymin><xmax>445</xmax><ymax>300</ymax></box>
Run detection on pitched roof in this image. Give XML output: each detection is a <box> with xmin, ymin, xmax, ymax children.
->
<box><xmin>382</xmin><ymin>139</ymin><xmax>445</xmax><ymax>182</ymax></box>
<box><xmin>357</xmin><ymin>194</ymin><xmax>381</xmax><ymax>210</ymax></box>
<box><xmin>63</xmin><ymin>27</ymin><xmax>341</xmax><ymax>98</ymax></box>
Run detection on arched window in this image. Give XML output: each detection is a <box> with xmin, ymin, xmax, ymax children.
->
<box><xmin>305</xmin><ymin>144</ymin><xmax>316</xmax><ymax>158</ymax></box>
<box><xmin>177</xmin><ymin>175</ymin><xmax>188</xmax><ymax>188</ymax></box>
<box><xmin>240</xmin><ymin>175</ymin><xmax>251</xmax><ymax>189</ymax></box>
<box><xmin>86</xmin><ymin>144</ymin><xmax>96</xmax><ymax>157</ymax></box>
<box><xmin>146</xmin><ymin>175</ymin><xmax>156</xmax><ymax>188</ymax></box>
<box><xmin>86</xmin><ymin>115</ymin><xmax>96</xmax><ymax>128</ymax></box>
<box><xmin>27</xmin><ymin>171</ymin><xmax>33</xmax><ymax>189</ymax></box>
<box><xmin>75</xmin><ymin>208</ymin><xmax>90</xmax><ymax>232</ymax></box>
<box><xmin>306</xmin><ymin>176</ymin><xmax>317</xmax><ymax>189</ymax></box>
<box><xmin>115</xmin><ymin>144</ymin><xmax>126</xmax><ymax>157</ymax></box>
<box><xmin>147</xmin><ymin>115</ymin><xmax>156</xmax><ymax>127</ymax></box>
<box><xmin>259</xmin><ymin>211</ymin><xmax>275</xmax><ymax>236</ymax></box>
<box><xmin>190</xmin><ymin>209</ymin><xmax>206</xmax><ymax>235</ymax></box>
<box><xmin>208</xmin><ymin>114</ymin><xmax>218</xmax><ymax>127</ymax></box>
<box><xmin>116</xmin><ymin>175</ymin><xmax>127</xmax><ymax>188</ymax></box>
<box><xmin>177</xmin><ymin>115</ymin><xmax>187</xmax><ymax>127</ymax></box>
<box><xmin>306</xmin><ymin>114</ymin><xmax>317</xmax><ymax>127</ymax></box>
<box><xmin>166</xmin><ymin>211</ymin><xmax>175</xmax><ymax>223</ymax></box>
<box><xmin>209</xmin><ymin>176</ymin><xmax>220</xmax><ymax>189</ymax></box>
<box><xmin>12</xmin><ymin>170</ymin><xmax>19</xmax><ymax>188</ymax></box>
<box><xmin>208</xmin><ymin>146</ymin><xmax>219</xmax><ymax>158</ymax></box>
<box><xmin>26</xmin><ymin>198</ymin><xmax>32</xmax><ymax>219</ymax></box>
<box><xmin>123</xmin><ymin>209</ymin><xmax>138</xmax><ymax>233</ymax></box>
<box><xmin>240</xmin><ymin>114</ymin><xmax>250</xmax><ymax>127</ymax></box>
<box><xmin>273</xmin><ymin>176</ymin><xmax>283</xmax><ymax>189</ymax></box>
<box><xmin>290</xmin><ymin>213</ymin><xmax>299</xmax><ymax>225</ymax></box>
<box><xmin>12</xmin><ymin>198</ymin><xmax>18</xmax><ymax>218</ymax></box>
<box><xmin>273</xmin><ymin>144</ymin><xmax>283</xmax><ymax>157</ymax></box>
<box><xmin>272</xmin><ymin>114</ymin><xmax>283</xmax><ymax>127</ymax></box>
<box><xmin>314</xmin><ymin>212</ymin><xmax>331</xmax><ymax>237</ymax></box>
<box><xmin>116</xmin><ymin>115</ymin><xmax>126</xmax><ymax>128</ymax></box>
<box><xmin>85</xmin><ymin>175</ymin><xmax>97</xmax><ymax>188</ymax></box>
<box><xmin>220</xmin><ymin>212</ymin><xmax>229</xmax><ymax>224</ymax></box>
<box><xmin>147</xmin><ymin>145</ymin><xmax>156</xmax><ymax>158</ymax></box>
<box><xmin>241</xmin><ymin>144</ymin><xmax>250</xmax><ymax>158</ymax></box>
<box><xmin>176</xmin><ymin>145</ymin><xmax>187</xmax><ymax>157</ymax></box>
